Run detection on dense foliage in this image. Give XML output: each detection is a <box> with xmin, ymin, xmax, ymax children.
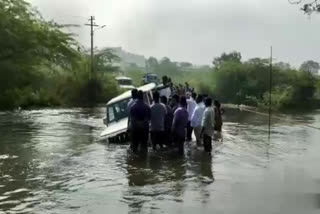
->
<box><xmin>126</xmin><ymin>51</ymin><xmax>320</xmax><ymax>111</ymax></box>
<box><xmin>0</xmin><ymin>0</ymin><xmax>118</xmax><ymax>110</ymax></box>
<box><xmin>185</xmin><ymin>53</ymin><xmax>320</xmax><ymax>111</ymax></box>
<box><xmin>212</xmin><ymin>51</ymin><xmax>241</xmax><ymax>69</ymax></box>
<box><xmin>212</xmin><ymin>60</ymin><xmax>319</xmax><ymax>110</ymax></box>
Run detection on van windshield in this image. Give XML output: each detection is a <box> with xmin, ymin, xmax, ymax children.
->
<box><xmin>107</xmin><ymin>98</ymin><xmax>130</xmax><ymax>124</ymax></box>
<box><xmin>117</xmin><ymin>79</ymin><xmax>132</xmax><ymax>86</ymax></box>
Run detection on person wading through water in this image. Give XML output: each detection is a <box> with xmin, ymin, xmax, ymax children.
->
<box><xmin>214</xmin><ymin>100</ymin><xmax>223</xmax><ymax>132</ymax></box>
<box><xmin>186</xmin><ymin>92</ymin><xmax>197</xmax><ymax>141</ymax></box>
<box><xmin>172</xmin><ymin>96</ymin><xmax>188</xmax><ymax>155</ymax></box>
<box><xmin>214</xmin><ymin>100</ymin><xmax>223</xmax><ymax>141</ymax></box>
<box><xmin>161</xmin><ymin>95</ymin><xmax>173</xmax><ymax>147</ymax></box>
<box><xmin>191</xmin><ymin>94</ymin><xmax>205</xmax><ymax>147</ymax></box>
<box><xmin>127</xmin><ymin>89</ymin><xmax>138</xmax><ymax>133</ymax></box>
<box><xmin>201</xmin><ymin>98</ymin><xmax>215</xmax><ymax>153</ymax></box>
<box><xmin>130</xmin><ymin>90</ymin><xmax>151</xmax><ymax>153</ymax></box>
<box><xmin>150</xmin><ymin>91</ymin><xmax>167</xmax><ymax>151</ymax></box>
<box><xmin>170</xmin><ymin>94</ymin><xmax>180</xmax><ymax>113</ymax></box>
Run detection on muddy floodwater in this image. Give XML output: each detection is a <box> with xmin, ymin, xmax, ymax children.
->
<box><xmin>0</xmin><ymin>108</ymin><xmax>320</xmax><ymax>214</ymax></box>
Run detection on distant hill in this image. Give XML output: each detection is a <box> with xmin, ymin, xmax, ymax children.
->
<box><xmin>109</xmin><ymin>47</ymin><xmax>146</xmax><ymax>68</ymax></box>
<box><xmin>106</xmin><ymin>47</ymin><xmax>211</xmax><ymax>72</ymax></box>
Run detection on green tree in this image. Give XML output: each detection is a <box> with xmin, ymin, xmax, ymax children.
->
<box><xmin>154</xmin><ymin>57</ymin><xmax>181</xmax><ymax>77</ymax></box>
<box><xmin>274</xmin><ymin>62</ymin><xmax>291</xmax><ymax>70</ymax></box>
<box><xmin>289</xmin><ymin>0</ymin><xmax>320</xmax><ymax>14</ymax></box>
<box><xmin>146</xmin><ymin>57</ymin><xmax>159</xmax><ymax>72</ymax></box>
<box><xmin>0</xmin><ymin>0</ymin><xmax>118</xmax><ymax>109</ymax></box>
<box><xmin>246</xmin><ymin>58</ymin><xmax>269</xmax><ymax>66</ymax></box>
<box><xmin>212</xmin><ymin>62</ymin><xmax>248</xmax><ymax>103</ymax></box>
<box><xmin>180</xmin><ymin>62</ymin><xmax>193</xmax><ymax>68</ymax></box>
<box><xmin>0</xmin><ymin>0</ymin><xmax>81</xmax><ymax>109</ymax></box>
<box><xmin>300</xmin><ymin>60</ymin><xmax>320</xmax><ymax>75</ymax></box>
<box><xmin>95</xmin><ymin>48</ymin><xmax>120</xmax><ymax>78</ymax></box>
<box><xmin>160</xmin><ymin>57</ymin><xmax>171</xmax><ymax>65</ymax></box>
<box><xmin>212</xmin><ymin>51</ymin><xmax>241</xmax><ymax>69</ymax></box>
<box><xmin>205</xmin><ymin>54</ymin><xmax>320</xmax><ymax>110</ymax></box>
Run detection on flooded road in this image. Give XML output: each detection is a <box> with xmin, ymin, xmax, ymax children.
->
<box><xmin>0</xmin><ymin>108</ymin><xmax>320</xmax><ymax>214</ymax></box>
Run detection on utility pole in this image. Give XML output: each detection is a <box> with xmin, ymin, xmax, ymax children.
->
<box><xmin>85</xmin><ymin>16</ymin><xmax>99</xmax><ymax>76</ymax></box>
<box><xmin>85</xmin><ymin>16</ymin><xmax>106</xmax><ymax>105</ymax></box>
<box><xmin>268</xmin><ymin>46</ymin><xmax>273</xmax><ymax>140</ymax></box>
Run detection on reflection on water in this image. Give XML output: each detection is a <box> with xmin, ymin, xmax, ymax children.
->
<box><xmin>0</xmin><ymin>108</ymin><xmax>320</xmax><ymax>213</ymax></box>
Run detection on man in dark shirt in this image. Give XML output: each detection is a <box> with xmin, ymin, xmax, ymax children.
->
<box><xmin>130</xmin><ymin>90</ymin><xmax>151</xmax><ymax>153</ymax></box>
<box><xmin>170</xmin><ymin>94</ymin><xmax>180</xmax><ymax>113</ymax></box>
<box><xmin>127</xmin><ymin>89</ymin><xmax>138</xmax><ymax>132</ymax></box>
<box><xmin>161</xmin><ymin>95</ymin><xmax>173</xmax><ymax>147</ymax></box>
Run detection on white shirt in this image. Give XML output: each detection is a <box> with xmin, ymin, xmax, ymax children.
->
<box><xmin>191</xmin><ymin>102</ymin><xmax>205</xmax><ymax>128</ymax></box>
<box><xmin>127</xmin><ymin>98</ymin><xmax>136</xmax><ymax>110</ymax></box>
<box><xmin>201</xmin><ymin>107</ymin><xmax>215</xmax><ymax>137</ymax></box>
<box><xmin>159</xmin><ymin>87</ymin><xmax>172</xmax><ymax>98</ymax></box>
<box><xmin>187</xmin><ymin>98</ymin><xmax>197</xmax><ymax>121</ymax></box>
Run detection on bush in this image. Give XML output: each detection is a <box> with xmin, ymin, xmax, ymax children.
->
<box><xmin>0</xmin><ymin>87</ymin><xmax>61</xmax><ymax>110</ymax></box>
<box><xmin>244</xmin><ymin>95</ymin><xmax>259</xmax><ymax>106</ymax></box>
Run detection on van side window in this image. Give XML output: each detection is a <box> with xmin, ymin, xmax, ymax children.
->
<box><xmin>107</xmin><ymin>98</ymin><xmax>130</xmax><ymax>124</ymax></box>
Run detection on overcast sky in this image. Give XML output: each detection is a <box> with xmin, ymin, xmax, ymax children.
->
<box><xmin>28</xmin><ymin>0</ymin><xmax>320</xmax><ymax>67</ymax></box>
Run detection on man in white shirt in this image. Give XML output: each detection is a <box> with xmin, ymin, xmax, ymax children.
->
<box><xmin>191</xmin><ymin>95</ymin><xmax>205</xmax><ymax>147</ymax></box>
<box><xmin>201</xmin><ymin>98</ymin><xmax>215</xmax><ymax>153</ymax></box>
<box><xmin>186</xmin><ymin>92</ymin><xmax>197</xmax><ymax>141</ymax></box>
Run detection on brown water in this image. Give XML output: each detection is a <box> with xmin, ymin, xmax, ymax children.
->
<box><xmin>0</xmin><ymin>108</ymin><xmax>320</xmax><ymax>214</ymax></box>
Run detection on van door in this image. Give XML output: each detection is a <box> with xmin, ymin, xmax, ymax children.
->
<box><xmin>143</xmin><ymin>91</ymin><xmax>153</xmax><ymax>105</ymax></box>
<box><xmin>148</xmin><ymin>91</ymin><xmax>153</xmax><ymax>104</ymax></box>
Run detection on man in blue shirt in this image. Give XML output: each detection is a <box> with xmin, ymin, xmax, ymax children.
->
<box><xmin>127</xmin><ymin>89</ymin><xmax>138</xmax><ymax>132</ymax></box>
<box><xmin>130</xmin><ymin>90</ymin><xmax>151</xmax><ymax>153</ymax></box>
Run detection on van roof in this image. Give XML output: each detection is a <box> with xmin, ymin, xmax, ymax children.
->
<box><xmin>143</xmin><ymin>73</ymin><xmax>157</xmax><ymax>77</ymax></box>
<box><xmin>107</xmin><ymin>83</ymin><xmax>157</xmax><ymax>105</ymax></box>
<box><xmin>115</xmin><ymin>76</ymin><xmax>132</xmax><ymax>80</ymax></box>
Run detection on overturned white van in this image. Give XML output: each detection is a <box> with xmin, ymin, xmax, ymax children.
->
<box><xmin>100</xmin><ymin>83</ymin><xmax>156</xmax><ymax>143</ymax></box>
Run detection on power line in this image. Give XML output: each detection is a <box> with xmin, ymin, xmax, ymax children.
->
<box><xmin>56</xmin><ymin>11</ymin><xmax>89</xmax><ymax>20</ymax></box>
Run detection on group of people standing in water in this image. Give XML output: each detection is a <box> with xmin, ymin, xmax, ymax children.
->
<box><xmin>127</xmin><ymin>86</ymin><xmax>223</xmax><ymax>155</ymax></box>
